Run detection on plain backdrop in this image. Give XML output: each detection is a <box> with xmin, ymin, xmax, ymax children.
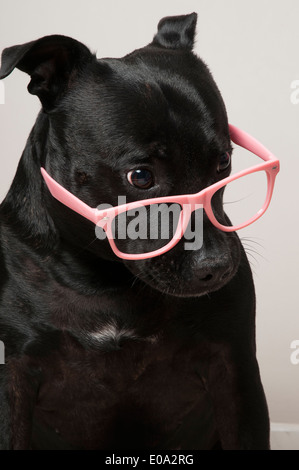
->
<box><xmin>0</xmin><ymin>0</ymin><xmax>298</xmax><ymax>426</ymax></box>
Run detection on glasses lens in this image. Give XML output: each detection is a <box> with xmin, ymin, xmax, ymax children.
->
<box><xmin>112</xmin><ymin>203</ymin><xmax>182</xmax><ymax>255</ymax></box>
<box><xmin>211</xmin><ymin>170</ymin><xmax>268</xmax><ymax>228</ymax></box>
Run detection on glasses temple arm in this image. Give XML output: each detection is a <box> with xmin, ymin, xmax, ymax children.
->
<box><xmin>41</xmin><ymin>168</ymin><xmax>98</xmax><ymax>224</ymax></box>
<box><xmin>229</xmin><ymin>124</ymin><xmax>276</xmax><ymax>162</ymax></box>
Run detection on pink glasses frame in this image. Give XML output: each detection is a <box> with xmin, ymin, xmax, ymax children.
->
<box><xmin>41</xmin><ymin>124</ymin><xmax>280</xmax><ymax>260</ymax></box>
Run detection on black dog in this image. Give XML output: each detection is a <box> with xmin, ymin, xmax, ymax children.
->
<box><xmin>0</xmin><ymin>13</ymin><xmax>270</xmax><ymax>450</ymax></box>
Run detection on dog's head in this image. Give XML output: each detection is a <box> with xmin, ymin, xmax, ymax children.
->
<box><xmin>0</xmin><ymin>13</ymin><xmax>241</xmax><ymax>297</ymax></box>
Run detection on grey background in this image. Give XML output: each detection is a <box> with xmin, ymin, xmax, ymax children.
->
<box><xmin>0</xmin><ymin>0</ymin><xmax>298</xmax><ymax>425</ymax></box>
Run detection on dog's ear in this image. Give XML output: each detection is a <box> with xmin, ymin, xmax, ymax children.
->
<box><xmin>0</xmin><ymin>35</ymin><xmax>93</xmax><ymax>110</ymax></box>
<box><xmin>152</xmin><ymin>13</ymin><xmax>197</xmax><ymax>50</ymax></box>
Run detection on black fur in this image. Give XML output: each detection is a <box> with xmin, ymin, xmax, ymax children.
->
<box><xmin>0</xmin><ymin>13</ymin><xmax>269</xmax><ymax>450</ymax></box>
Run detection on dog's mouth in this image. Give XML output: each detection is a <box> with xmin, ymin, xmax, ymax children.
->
<box><xmin>128</xmin><ymin>267</ymin><xmax>236</xmax><ymax>298</ymax></box>
<box><xmin>123</xmin><ymin>240</ymin><xmax>241</xmax><ymax>298</ymax></box>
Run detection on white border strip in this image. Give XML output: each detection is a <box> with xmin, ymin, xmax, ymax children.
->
<box><xmin>271</xmin><ymin>422</ymin><xmax>299</xmax><ymax>432</ymax></box>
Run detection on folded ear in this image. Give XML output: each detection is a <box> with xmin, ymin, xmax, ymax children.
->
<box><xmin>152</xmin><ymin>13</ymin><xmax>198</xmax><ymax>50</ymax></box>
<box><xmin>0</xmin><ymin>35</ymin><xmax>93</xmax><ymax>110</ymax></box>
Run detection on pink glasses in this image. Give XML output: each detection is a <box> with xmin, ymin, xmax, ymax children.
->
<box><xmin>41</xmin><ymin>124</ymin><xmax>280</xmax><ymax>260</ymax></box>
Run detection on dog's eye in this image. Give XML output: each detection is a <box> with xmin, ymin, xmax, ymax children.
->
<box><xmin>127</xmin><ymin>169</ymin><xmax>154</xmax><ymax>189</ymax></box>
<box><xmin>217</xmin><ymin>152</ymin><xmax>231</xmax><ymax>173</ymax></box>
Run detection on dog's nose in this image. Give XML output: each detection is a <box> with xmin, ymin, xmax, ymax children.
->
<box><xmin>186</xmin><ymin>252</ymin><xmax>234</xmax><ymax>291</ymax></box>
<box><xmin>198</xmin><ymin>261</ymin><xmax>232</xmax><ymax>283</ymax></box>
<box><xmin>198</xmin><ymin>266</ymin><xmax>232</xmax><ymax>283</ymax></box>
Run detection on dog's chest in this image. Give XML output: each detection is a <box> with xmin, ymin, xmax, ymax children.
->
<box><xmin>32</xmin><ymin>327</ymin><xmax>211</xmax><ymax>449</ymax></box>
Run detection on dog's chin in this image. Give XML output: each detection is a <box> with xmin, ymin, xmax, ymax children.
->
<box><xmin>140</xmin><ymin>277</ymin><xmax>234</xmax><ymax>298</ymax></box>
